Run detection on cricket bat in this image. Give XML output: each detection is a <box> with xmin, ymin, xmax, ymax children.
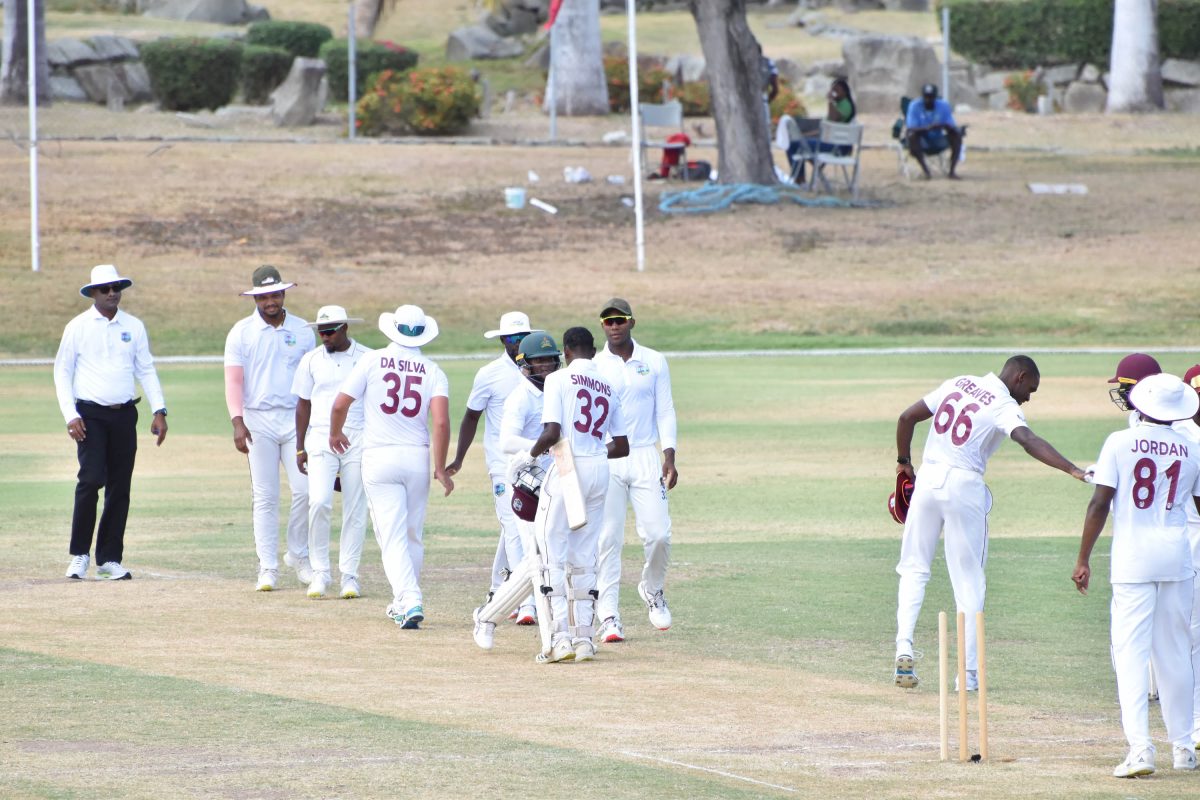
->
<box><xmin>550</xmin><ymin>438</ymin><xmax>588</xmax><ymax>530</ymax></box>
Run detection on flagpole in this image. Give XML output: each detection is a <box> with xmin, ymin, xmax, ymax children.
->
<box><xmin>28</xmin><ymin>0</ymin><xmax>41</xmax><ymax>272</ymax></box>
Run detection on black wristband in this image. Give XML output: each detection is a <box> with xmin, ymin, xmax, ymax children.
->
<box><xmin>897</xmin><ymin>456</ymin><xmax>911</xmax><ymax>465</ymax></box>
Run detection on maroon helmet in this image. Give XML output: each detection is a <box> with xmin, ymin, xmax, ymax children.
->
<box><xmin>510</xmin><ymin>462</ymin><xmax>545</xmax><ymax>522</ymax></box>
<box><xmin>1108</xmin><ymin>353</ymin><xmax>1161</xmax><ymax>412</ymax></box>
<box><xmin>888</xmin><ymin>473</ymin><xmax>914</xmax><ymax>524</ymax></box>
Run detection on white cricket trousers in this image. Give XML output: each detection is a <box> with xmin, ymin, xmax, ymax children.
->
<box><xmin>306</xmin><ymin>426</ymin><xmax>368</xmax><ymax>580</ymax></box>
<box><xmin>596</xmin><ymin>445</ymin><xmax>671</xmax><ymax>621</ymax></box>
<box><xmin>243</xmin><ymin>407</ymin><xmax>309</xmax><ymax>571</ymax></box>
<box><xmin>1111</xmin><ymin>579</ymin><xmax>1195</xmax><ymax>750</ymax></box>
<box><xmin>542</xmin><ymin>454</ymin><xmax>609</xmax><ymax>637</ymax></box>
<box><xmin>487</xmin><ymin>471</ymin><xmax>526</xmax><ymax>593</ymax></box>
<box><xmin>362</xmin><ymin>445</ymin><xmax>430</xmax><ymax>609</ymax></box>
<box><xmin>895</xmin><ymin>465</ymin><xmax>990</xmax><ymax>671</ymax></box>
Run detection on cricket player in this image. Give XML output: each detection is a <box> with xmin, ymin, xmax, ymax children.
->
<box><xmin>330</xmin><ymin>304</ymin><xmax>453</xmax><ymax>629</ymax></box>
<box><xmin>519</xmin><ymin>327</ymin><xmax>629</xmax><ymax>663</ymax></box>
<box><xmin>292</xmin><ymin>305</ymin><xmax>371</xmax><ymax>600</ymax></box>
<box><xmin>1174</xmin><ymin>363</ymin><xmax>1200</xmax><ymax>750</ymax></box>
<box><xmin>594</xmin><ymin>298</ymin><xmax>678</xmax><ymax>643</ymax></box>
<box><xmin>893</xmin><ymin>355</ymin><xmax>1088</xmax><ymax>689</ymax></box>
<box><xmin>224</xmin><ymin>266</ymin><xmax>314</xmax><ymax>592</ymax></box>
<box><xmin>1073</xmin><ymin>372</ymin><xmax>1199</xmax><ymax>777</ymax></box>
<box><xmin>446</xmin><ymin>311</ymin><xmax>535</xmax><ymax>624</ymax></box>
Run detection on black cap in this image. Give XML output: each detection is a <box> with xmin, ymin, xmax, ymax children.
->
<box><xmin>922</xmin><ymin>83</ymin><xmax>938</xmax><ymax>97</ymax></box>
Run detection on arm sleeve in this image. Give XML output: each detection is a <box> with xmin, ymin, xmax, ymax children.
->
<box><xmin>905</xmin><ymin>102</ymin><xmax>920</xmax><ymax>128</ymax></box>
<box><xmin>133</xmin><ymin>321</ymin><xmax>166</xmax><ymax>412</ymax></box>
<box><xmin>53</xmin><ymin>321</ymin><xmax>80</xmax><ymax>424</ymax></box>
<box><xmin>654</xmin><ymin>357</ymin><xmax>678</xmax><ymax>450</ymax></box>
<box><xmin>607</xmin><ymin>394</ymin><xmax>626</xmax><ymax>438</ymax></box>
<box><xmin>291</xmin><ymin>351</ymin><xmax>315</xmax><ymax>400</ymax></box>
<box><xmin>224</xmin><ymin>366</ymin><xmax>245</xmax><ymax>419</ymax></box>
<box><xmin>338</xmin><ymin>355</ymin><xmax>370</xmax><ymax>401</ymax></box>
<box><xmin>465</xmin><ymin>368</ymin><xmax>490</xmax><ymax>412</ymax></box>
<box><xmin>997</xmin><ymin>402</ymin><xmax>1029</xmax><ymax>437</ymax></box>
<box><xmin>541</xmin><ymin>376</ymin><xmax>564</xmax><ymax>426</ymax></box>
<box><xmin>499</xmin><ymin>392</ymin><xmax>536</xmax><ymax>454</ymax></box>
<box><xmin>433</xmin><ymin>367</ymin><xmax>450</xmax><ymax>399</ymax></box>
<box><xmin>1092</xmin><ymin>434</ymin><xmax>1120</xmax><ymax>489</ymax></box>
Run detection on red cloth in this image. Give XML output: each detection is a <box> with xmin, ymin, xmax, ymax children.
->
<box><xmin>658</xmin><ymin>132</ymin><xmax>691</xmax><ymax>177</ymax></box>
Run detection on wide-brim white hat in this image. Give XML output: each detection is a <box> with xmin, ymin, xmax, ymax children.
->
<box><xmin>79</xmin><ymin>264</ymin><xmax>132</xmax><ymax>298</ymax></box>
<box><xmin>379</xmin><ymin>305</ymin><xmax>439</xmax><ymax>348</ymax></box>
<box><xmin>484</xmin><ymin>311</ymin><xmax>532</xmax><ymax>339</ymax></box>
<box><xmin>1130</xmin><ymin>372</ymin><xmax>1200</xmax><ymax>422</ymax></box>
<box><xmin>241</xmin><ymin>264</ymin><xmax>296</xmax><ymax>296</ymax></box>
<box><xmin>306</xmin><ymin>305</ymin><xmax>364</xmax><ymax>328</ymax></box>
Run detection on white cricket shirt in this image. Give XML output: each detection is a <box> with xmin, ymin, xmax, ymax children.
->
<box><xmin>919</xmin><ymin>373</ymin><xmax>1027</xmax><ymax>474</ymax></box>
<box><xmin>596</xmin><ymin>338</ymin><xmax>677</xmax><ymax>450</ymax></box>
<box><xmin>466</xmin><ymin>353</ymin><xmax>524</xmax><ymax>474</ymax></box>
<box><xmin>291</xmin><ymin>339</ymin><xmax>371</xmax><ymax>432</ymax></box>
<box><xmin>339</xmin><ymin>343</ymin><xmax>449</xmax><ymax>450</ymax></box>
<box><xmin>53</xmin><ymin>306</ymin><xmax>166</xmax><ymax>424</ymax></box>
<box><xmin>542</xmin><ymin>358</ymin><xmax>625</xmax><ymax>458</ymax></box>
<box><xmin>1093</xmin><ymin>421</ymin><xmax>1199</xmax><ymax>583</ymax></box>
<box><xmin>224</xmin><ymin>310</ymin><xmax>314</xmax><ymax>412</ymax></box>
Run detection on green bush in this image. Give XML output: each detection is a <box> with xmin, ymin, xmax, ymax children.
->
<box><xmin>245</xmin><ymin>20</ymin><xmax>333</xmax><ymax>59</ymax></box>
<box><xmin>1004</xmin><ymin>70</ymin><xmax>1043</xmax><ymax>112</ymax></box>
<box><xmin>769</xmin><ymin>81</ymin><xmax>807</xmax><ymax>128</ymax></box>
<box><xmin>355</xmin><ymin>66</ymin><xmax>480</xmax><ymax>136</ymax></box>
<box><xmin>319</xmin><ymin>39</ymin><xmax>420</xmax><ymax>102</ymax></box>
<box><xmin>939</xmin><ymin>0</ymin><xmax>1200</xmax><ymax>69</ymax></box>
<box><xmin>141</xmin><ymin>38</ymin><xmax>243</xmax><ymax>111</ymax></box>
<box><xmin>241</xmin><ymin>44</ymin><xmax>293</xmax><ymax>105</ymax></box>
<box><xmin>674</xmin><ymin>81</ymin><xmax>711</xmax><ymax>116</ymax></box>
<box><xmin>604</xmin><ymin>56</ymin><xmax>671</xmax><ymax>112</ymax></box>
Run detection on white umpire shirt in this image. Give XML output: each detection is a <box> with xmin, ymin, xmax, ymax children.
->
<box><xmin>596</xmin><ymin>338</ymin><xmax>677</xmax><ymax>450</ymax></box>
<box><xmin>466</xmin><ymin>354</ymin><xmax>524</xmax><ymax>475</ymax></box>
<box><xmin>54</xmin><ymin>306</ymin><xmax>165</xmax><ymax>424</ymax></box>
<box><xmin>224</xmin><ymin>310</ymin><xmax>314</xmax><ymax>411</ymax></box>
<box><xmin>292</xmin><ymin>339</ymin><xmax>370</xmax><ymax>433</ymax></box>
<box><xmin>542</xmin><ymin>358</ymin><xmax>626</xmax><ymax>457</ymax></box>
<box><xmin>919</xmin><ymin>373</ymin><xmax>1027</xmax><ymax>474</ymax></box>
<box><xmin>339</xmin><ymin>344</ymin><xmax>449</xmax><ymax>450</ymax></box>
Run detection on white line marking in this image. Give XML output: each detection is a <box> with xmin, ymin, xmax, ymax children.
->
<box><xmin>621</xmin><ymin>750</ymin><xmax>798</xmax><ymax>793</ymax></box>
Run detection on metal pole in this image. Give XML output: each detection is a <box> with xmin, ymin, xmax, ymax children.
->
<box><xmin>348</xmin><ymin>4</ymin><xmax>357</xmax><ymax>140</ymax></box>
<box><xmin>626</xmin><ymin>0</ymin><xmax>644</xmax><ymax>272</ymax></box>
<box><xmin>28</xmin><ymin>0</ymin><xmax>40</xmax><ymax>273</ymax></box>
<box><xmin>547</xmin><ymin>26</ymin><xmax>557</xmax><ymax>141</ymax></box>
<box><xmin>941</xmin><ymin>6</ymin><xmax>950</xmax><ymax>102</ymax></box>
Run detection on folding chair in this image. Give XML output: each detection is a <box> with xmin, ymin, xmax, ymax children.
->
<box><xmin>894</xmin><ymin>96</ymin><xmax>967</xmax><ymax>179</ymax></box>
<box><xmin>774</xmin><ymin>116</ymin><xmax>820</xmax><ymax>186</ymax></box>
<box><xmin>812</xmin><ymin>120</ymin><xmax>864</xmax><ymax>197</ymax></box>
<box><xmin>638</xmin><ymin>100</ymin><xmax>686</xmax><ymax>180</ymax></box>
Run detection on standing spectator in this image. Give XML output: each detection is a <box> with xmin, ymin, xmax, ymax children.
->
<box><xmin>1073</xmin><ymin>373</ymin><xmax>1199</xmax><ymax>777</ymax></box>
<box><xmin>224</xmin><ymin>266</ymin><xmax>314</xmax><ymax>592</ymax></box>
<box><xmin>594</xmin><ymin>299</ymin><xmax>678</xmax><ymax>642</ymax></box>
<box><xmin>331</xmin><ymin>305</ymin><xmax>454</xmax><ymax>629</ymax></box>
<box><xmin>905</xmin><ymin>83</ymin><xmax>963</xmax><ymax>180</ymax></box>
<box><xmin>55</xmin><ymin>264</ymin><xmax>168</xmax><ymax>581</ymax></box>
<box><xmin>293</xmin><ymin>305</ymin><xmax>371</xmax><ymax>600</ymax></box>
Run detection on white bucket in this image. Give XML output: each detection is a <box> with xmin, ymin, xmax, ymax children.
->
<box><xmin>504</xmin><ymin>187</ymin><xmax>526</xmax><ymax>209</ymax></box>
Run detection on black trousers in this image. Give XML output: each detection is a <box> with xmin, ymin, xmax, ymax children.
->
<box><xmin>70</xmin><ymin>401</ymin><xmax>138</xmax><ymax>564</ymax></box>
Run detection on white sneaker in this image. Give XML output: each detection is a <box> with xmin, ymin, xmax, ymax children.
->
<box><xmin>307</xmin><ymin>573</ymin><xmax>329</xmax><ymax>599</ymax></box>
<box><xmin>340</xmin><ymin>576</ymin><xmax>361</xmax><ymax>599</ymax></box>
<box><xmin>638</xmin><ymin>581</ymin><xmax>672</xmax><ymax>630</ymax></box>
<box><xmin>96</xmin><ymin>561</ymin><xmax>131</xmax><ymax>580</ymax></box>
<box><xmin>256</xmin><ymin>569</ymin><xmax>278</xmax><ymax>592</ymax></box>
<box><xmin>385</xmin><ymin>603</ymin><xmax>403</xmax><ymax>623</ymax></box>
<box><xmin>955</xmin><ymin>669</ymin><xmax>979</xmax><ymax>692</ymax></box>
<box><xmin>894</xmin><ymin>653</ymin><xmax>919</xmax><ymax>689</ymax></box>
<box><xmin>597</xmin><ymin>616</ymin><xmax>626</xmax><ymax>643</ymax></box>
<box><xmin>472</xmin><ymin>607</ymin><xmax>496</xmax><ymax>650</ymax></box>
<box><xmin>515</xmin><ymin>604</ymin><xmax>537</xmax><ymax>625</ymax></box>
<box><xmin>1174</xmin><ymin>744</ymin><xmax>1197</xmax><ymax>770</ymax></box>
<box><xmin>535</xmin><ymin>637</ymin><xmax>575</xmax><ymax>664</ymax></box>
<box><xmin>283</xmin><ymin>553</ymin><xmax>313</xmax><ymax>584</ymax></box>
<box><xmin>1113</xmin><ymin>746</ymin><xmax>1155</xmax><ymax>778</ymax></box>
<box><xmin>65</xmin><ymin>554</ymin><xmax>90</xmax><ymax>580</ymax></box>
<box><xmin>573</xmin><ymin>638</ymin><xmax>596</xmax><ymax>662</ymax></box>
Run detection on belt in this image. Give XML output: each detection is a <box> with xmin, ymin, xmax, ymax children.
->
<box><xmin>76</xmin><ymin>398</ymin><xmax>139</xmax><ymax>410</ymax></box>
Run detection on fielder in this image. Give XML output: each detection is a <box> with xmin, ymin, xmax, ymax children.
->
<box><xmin>292</xmin><ymin>305</ymin><xmax>371</xmax><ymax>600</ymax></box>
<box><xmin>331</xmin><ymin>304</ymin><xmax>454</xmax><ymax>629</ymax></box>
<box><xmin>446</xmin><ymin>311</ymin><xmax>536</xmax><ymax>625</ymax></box>
<box><xmin>1173</xmin><ymin>363</ymin><xmax>1200</xmax><ymax>750</ymax></box>
<box><xmin>594</xmin><ymin>298</ymin><xmax>678</xmax><ymax>643</ymax></box>
<box><xmin>224</xmin><ymin>266</ymin><xmax>314</xmax><ymax>591</ymax></box>
<box><xmin>894</xmin><ymin>355</ymin><xmax>1088</xmax><ymax>689</ymax></box>
<box><xmin>1073</xmin><ymin>373</ymin><xmax>1199</xmax><ymax>777</ymax></box>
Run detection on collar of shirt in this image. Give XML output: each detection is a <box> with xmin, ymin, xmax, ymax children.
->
<box><xmin>601</xmin><ymin>337</ymin><xmax>642</xmax><ymax>364</ymax></box>
<box><xmin>88</xmin><ymin>305</ymin><xmax>126</xmax><ymax>326</ymax></box>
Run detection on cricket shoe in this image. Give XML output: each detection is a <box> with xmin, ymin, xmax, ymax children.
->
<box><xmin>472</xmin><ymin>607</ymin><xmax>496</xmax><ymax>650</ymax></box>
<box><xmin>340</xmin><ymin>576</ymin><xmax>361</xmax><ymax>599</ymax></box>
<box><xmin>1174</xmin><ymin>744</ymin><xmax>1197</xmax><ymax>770</ymax></box>
<box><xmin>955</xmin><ymin>670</ymin><xmax>979</xmax><ymax>692</ymax></box>
<box><xmin>894</xmin><ymin>654</ymin><xmax>918</xmax><ymax>689</ymax></box>
<box><xmin>515</xmin><ymin>604</ymin><xmax>537</xmax><ymax>626</ymax></box>
<box><xmin>65</xmin><ymin>554</ymin><xmax>90</xmax><ymax>580</ymax></box>
<box><xmin>638</xmin><ymin>581</ymin><xmax>672</xmax><ymax>630</ymax></box>
<box><xmin>96</xmin><ymin>561</ymin><xmax>131</xmax><ymax>580</ymax></box>
<box><xmin>535</xmin><ymin>637</ymin><xmax>575</xmax><ymax>664</ymax></box>
<box><xmin>597</xmin><ymin>616</ymin><xmax>626</xmax><ymax>644</ymax></box>
<box><xmin>1113</xmin><ymin>746</ymin><xmax>1155</xmax><ymax>778</ymax></box>
<box><xmin>400</xmin><ymin>605</ymin><xmax>424</xmax><ymax>630</ymax></box>
<box><xmin>307</xmin><ymin>573</ymin><xmax>330</xmax><ymax>599</ymax></box>
<box><xmin>385</xmin><ymin>603</ymin><xmax>403</xmax><ymax>623</ymax></box>
<box><xmin>573</xmin><ymin>638</ymin><xmax>596</xmax><ymax>662</ymax></box>
<box><xmin>283</xmin><ymin>553</ymin><xmax>314</xmax><ymax>585</ymax></box>
<box><xmin>256</xmin><ymin>569</ymin><xmax>278</xmax><ymax>592</ymax></box>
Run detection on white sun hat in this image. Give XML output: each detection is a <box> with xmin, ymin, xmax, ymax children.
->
<box><xmin>241</xmin><ymin>265</ymin><xmax>296</xmax><ymax>296</ymax></box>
<box><xmin>79</xmin><ymin>264</ymin><xmax>133</xmax><ymax>298</ymax></box>
<box><xmin>484</xmin><ymin>311</ymin><xmax>532</xmax><ymax>339</ymax></box>
<box><xmin>379</xmin><ymin>305</ymin><xmax>439</xmax><ymax>348</ymax></box>
<box><xmin>1130</xmin><ymin>372</ymin><xmax>1200</xmax><ymax>422</ymax></box>
<box><xmin>306</xmin><ymin>305</ymin><xmax>364</xmax><ymax>328</ymax></box>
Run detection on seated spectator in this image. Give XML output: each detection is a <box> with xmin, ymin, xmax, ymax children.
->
<box><xmin>905</xmin><ymin>83</ymin><xmax>962</xmax><ymax>180</ymax></box>
<box><xmin>787</xmin><ymin>78</ymin><xmax>856</xmax><ymax>184</ymax></box>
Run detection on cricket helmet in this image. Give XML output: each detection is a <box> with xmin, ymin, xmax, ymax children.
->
<box><xmin>1108</xmin><ymin>353</ymin><xmax>1162</xmax><ymax>412</ymax></box>
<box><xmin>510</xmin><ymin>462</ymin><xmax>546</xmax><ymax>522</ymax></box>
<box><xmin>888</xmin><ymin>473</ymin><xmax>914</xmax><ymax>525</ymax></box>
<box><xmin>516</xmin><ymin>332</ymin><xmax>562</xmax><ymax>389</ymax></box>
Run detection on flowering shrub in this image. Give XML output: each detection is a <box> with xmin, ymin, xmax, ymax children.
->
<box><xmin>769</xmin><ymin>81</ymin><xmax>807</xmax><ymax>127</ymax></box>
<box><xmin>674</xmin><ymin>81</ymin><xmax>710</xmax><ymax>116</ymax></box>
<box><xmin>604</xmin><ymin>56</ymin><xmax>671</xmax><ymax>112</ymax></box>
<box><xmin>319</xmin><ymin>38</ymin><xmax>419</xmax><ymax>102</ymax></box>
<box><xmin>1004</xmin><ymin>70</ymin><xmax>1043</xmax><ymax>112</ymax></box>
<box><xmin>356</xmin><ymin>66</ymin><xmax>480</xmax><ymax>136</ymax></box>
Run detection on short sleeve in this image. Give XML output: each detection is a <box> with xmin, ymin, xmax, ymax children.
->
<box><xmin>465</xmin><ymin>367</ymin><xmax>490</xmax><ymax>412</ymax></box>
<box><xmin>432</xmin><ymin>366</ymin><xmax>450</xmax><ymax>399</ymax></box>
<box><xmin>995</xmin><ymin>401</ymin><xmax>1029</xmax><ymax>437</ymax></box>
<box><xmin>223</xmin><ymin>323</ymin><xmax>243</xmax><ymax>367</ymax></box>
<box><xmin>339</xmin><ymin>353</ymin><xmax>371</xmax><ymax>401</ymax></box>
<box><xmin>291</xmin><ymin>351</ymin><xmax>315</xmax><ymax>400</ymax></box>
<box><xmin>1092</xmin><ymin>433</ymin><xmax>1121</xmax><ymax>489</ymax></box>
<box><xmin>542</xmin><ymin>374</ymin><xmax>564</xmax><ymax>427</ymax></box>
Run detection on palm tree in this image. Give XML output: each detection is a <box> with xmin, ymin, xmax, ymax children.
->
<box><xmin>1107</xmin><ymin>0</ymin><xmax>1163</xmax><ymax>112</ymax></box>
<box><xmin>545</xmin><ymin>0</ymin><xmax>608</xmax><ymax>115</ymax></box>
<box><xmin>1</xmin><ymin>0</ymin><xmax>52</xmax><ymax>104</ymax></box>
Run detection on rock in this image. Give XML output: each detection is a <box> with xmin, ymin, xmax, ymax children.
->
<box><xmin>987</xmin><ymin>90</ymin><xmax>1008</xmax><ymax>111</ymax></box>
<box><xmin>142</xmin><ymin>0</ymin><xmax>261</xmax><ymax>24</ymax></box>
<box><xmin>49</xmin><ymin>75</ymin><xmax>89</xmax><ymax>102</ymax></box>
<box><xmin>836</xmin><ymin>0</ymin><xmax>885</xmax><ymax>10</ymax></box>
<box><xmin>115</xmin><ymin>62</ymin><xmax>154</xmax><ymax>103</ymax></box>
<box><xmin>665</xmin><ymin>54</ymin><xmax>706</xmax><ymax>84</ymax></box>
<box><xmin>1162</xmin><ymin>58</ymin><xmax>1200</xmax><ymax>87</ymax></box>
<box><xmin>484</xmin><ymin>4</ymin><xmax>540</xmax><ymax>36</ymax></box>
<box><xmin>1079</xmin><ymin>63</ymin><xmax>1101</xmax><ymax>83</ymax></box>
<box><xmin>525</xmin><ymin>42</ymin><xmax>549</xmax><ymax>70</ymax></box>
<box><xmin>784</xmin><ymin>7</ymin><xmax>816</xmax><ymax>25</ymax></box>
<box><xmin>804</xmin><ymin>74</ymin><xmax>833</xmax><ymax>98</ymax></box>
<box><xmin>1040</xmin><ymin>63</ymin><xmax>1079</xmax><ymax>87</ymax></box>
<box><xmin>775</xmin><ymin>57</ymin><xmax>806</xmax><ymax>87</ymax></box>
<box><xmin>949</xmin><ymin>74</ymin><xmax>983</xmax><ymax>109</ymax></box>
<box><xmin>882</xmin><ymin>0</ymin><xmax>928</xmax><ymax>9</ymax></box>
<box><xmin>46</xmin><ymin>39</ymin><xmax>99</xmax><ymax>68</ymax></box>
<box><xmin>270</xmin><ymin>57</ymin><xmax>327</xmax><ymax>126</ymax></box>
<box><xmin>245</xmin><ymin>3</ymin><xmax>269</xmax><ymax>21</ymax></box>
<box><xmin>445</xmin><ymin>25</ymin><xmax>525</xmax><ymax>61</ymax></box>
<box><xmin>1165</xmin><ymin>88</ymin><xmax>1200</xmax><ymax>113</ymax></box>
<box><xmin>842</xmin><ymin>34</ymin><xmax>940</xmax><ymax>113</ymax></box>
<box><xmin>88</xmin><ymin>35</ymin><xmax>139</xmax><ymax>61</ymax></box>
<box><xmin>73</xmin><ymin>64</ymin><xmax>125</xmax><ymax>103</ymax></box>
<box><xmin>809</xmin><ymin>59</ymin><xmax>846</xmax><ymax>77</ymax></box>
<box><xmin>216</xmin><ymin>104</ymin><xmax>274</xmax><ymax>121</ymax></box>
<box><xmin>1062</xmin><ymin>80</ymin><xmax>1106</xmax><ymax>113</ymax></box>
<box><xmin>974</xmin><ymin>70</ymin><xmax>1009</xmax><ymax>96</ymax></box>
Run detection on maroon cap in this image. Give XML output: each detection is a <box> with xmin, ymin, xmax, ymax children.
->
<box><xmin>511</xmin><ymin>484</ymin><xmax>538</xmax><ymax>522</ymax></box>
<box><xmin>1108</xmin><ymin>353</ymin><xmax>1161</xmax><ymax>385</ymax></box>
<box><xmin>888</xmin><ymin>473</ymin><xmax>914</xmax><ymax>525</ymax></box>
<box><xmin>1185</xmin><ymin>364</ymin><xmax>1200</xmax><ymax>391</ymax></box>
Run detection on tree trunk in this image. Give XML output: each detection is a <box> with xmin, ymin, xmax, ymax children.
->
<box><xmin>1107</xmin><ymin>0</ymin><xmax>1163</xmax><ymax>112</ymax></box>
<box><xmin>352</xmin><ymin>0</ymin><xmax>382</xmax><ymax>40</ymax></box>
<box><xmin>1</xmin><ymin>0</ymin><xmax>52</xmax><ymax>105</ymax></box>
<box><xmin>688</xmin><ymin>0</ymin><xmax>775</xmax><ymax>184</ymax></box>
<box><xmin>544</xmin><ymin>0</ymin><xmax>608</xmax><ymax>116</ymax></box>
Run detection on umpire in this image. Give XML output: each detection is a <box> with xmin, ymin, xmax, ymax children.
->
<box><xmin>53</xmin><ymin>265</ymin><xmax>168</xmax><ymax>581</ymax></box>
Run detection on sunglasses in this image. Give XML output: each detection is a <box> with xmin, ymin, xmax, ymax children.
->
<box><xmin>318</xmin><ymin>325</ymin><xmax>345</xmax><ymax>336</ymax></box>
<box><xmin>94</xmin><ymin>284</ymin><xmax>123</xmax><ymax>295</ymax></box>
<box><xmin>601</xmin><ymin>315</ymin><xmax>632</xmax><ymax>326</ymax></box>
<box><xmin>500</xmin><ymin>333</ymin><xmax>528</xmax><ymax>345</ymax></box>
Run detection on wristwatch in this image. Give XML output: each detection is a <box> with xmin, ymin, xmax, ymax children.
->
<box><xmin>155</xmin><ymin>408</ymin><xmax>167</xmax><ymax>417</ymax></box>
<box><xmin>897</xmin><ymin>456</ymin><xmax>911</xmax><ymax>465</ymax></box>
